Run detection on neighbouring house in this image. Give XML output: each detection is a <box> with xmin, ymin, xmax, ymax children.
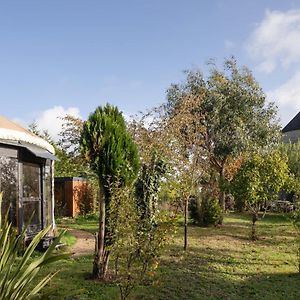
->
<box><xmin>0</xmin><ymin>116</ymin><xmax>56</xmax><ymax>246</ymax></box>
<box><xmin>282</xmin><ymin>111</ymin><xmax>300</xmax><ymax>143</ymax></box>
<box><xmin>54</xmin><ymin>177</ymin><xmax>96</xmax><ymax>217</ymax></box>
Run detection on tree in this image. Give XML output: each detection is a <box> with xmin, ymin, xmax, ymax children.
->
<box><xmin>280</xmin><ymin>141</ymin><xmax>300</xmax><ymax>199</ymax></box>
<box><xmin>135</xmin><ymin>151</ymin><xmax>167</xmax><ymax>223</ymax></box>
<box><xmin>130</xmin><ymin>95</ymin><xmax>206</xmax><ymax>250</ymax></box>
<box><xmin>28</xmin><ymin>120</ymin><xmax>89</xmax><ymax>178</ymax></box>
<box><xmin>231</xmin><ymin>151</ymin><xmax>290</xmax><ymax>240</ymax></box>
<box><xmin>109</xmin><ymin>155</ymin><xmax>172</xmax><ymax>300</ymax></box>
<box><xmin>80</xmin><ymin>104</ymin><xmax>140</xmax><ymax>280</ymax></box>
<box><xmin>166</xmin><ymin>58</ymin><xmax>281</xmax><ymax>212</ymax></box>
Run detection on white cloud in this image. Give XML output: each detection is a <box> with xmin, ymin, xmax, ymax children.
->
<box><xmin>267</xmin><ymin>72</ymin><xmax>300</xmax><ymax>125</ymax></box>
<box><xmin>247</xmin><ymin>9</ymin><xmax>300</xmax><ymax>73</ymax></box>
<box><xmin>224</xmin><ymin>39</ymin><xmax>235</xmax><ymax>50</ymax></box>
<box><xmin>34</xmin><ymin>106</ymin><xmax>81</xmax><ymax>141</ymax></box>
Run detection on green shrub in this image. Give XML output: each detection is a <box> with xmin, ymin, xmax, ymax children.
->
<box><xmin>189</xmin><ymin>196</ymin><xmax>201</xmax><ymax>224</ymax></box>
<box><xmin>0</xmin><ymin>193</ymin><xmax>69</xmax><ymax>300</ymax></box>
<box><xmin>189</xmin><ymin>195</ymin><xmax>222</xmax><ymax>226</ymax></box>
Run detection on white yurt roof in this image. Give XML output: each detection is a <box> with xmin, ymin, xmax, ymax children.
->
<box><xmin>0</xmin><ymin>116</ymin><xmax>55</xmax><ymax>154</ymax></box>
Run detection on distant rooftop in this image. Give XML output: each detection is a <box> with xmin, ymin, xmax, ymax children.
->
<box><xmin>282</xmin><ymin>112</ymin><xmax>300</xmax><ymax>133</ymax></box>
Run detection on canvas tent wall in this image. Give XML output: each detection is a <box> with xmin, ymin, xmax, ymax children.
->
<box><xmin>0</xmin><ymin>116</ymin><xmax>56</xmax><ymax>244</ymax></box>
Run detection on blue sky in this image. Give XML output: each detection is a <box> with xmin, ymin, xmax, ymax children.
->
<box><xmin>1</xmin><ymin>0</ymin><xmax>300</xmax><ymax>138</ymax></box>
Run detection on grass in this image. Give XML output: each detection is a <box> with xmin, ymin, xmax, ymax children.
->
<box><xmin>56</xmin><ymin>214</ymin><xmax>99</xmax><ymax>233</ymax></box>
<box><xmin>34</xmin><ymin>212</ymin><xmax>300</xmax><ymax>299</ymax></box>
<box><xmin>60</xmin><ymin>230</ymin><xmax>77</xmax><ymax>248</ymax></box>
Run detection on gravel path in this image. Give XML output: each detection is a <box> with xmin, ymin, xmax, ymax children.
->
<box><xmin>68</xmin><ymin>229</ymin><xmax>95</xmax><ymax>257</ymax></box>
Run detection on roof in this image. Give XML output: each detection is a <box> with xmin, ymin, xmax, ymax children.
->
<box><xmin>0</xmin><ymin>116</ymin><xmax>36</xmax><ymax>136</ymax></box>
<box><xmin>54</xmin><ymin>177</ymin><xmax>88</xmax><ymax>182</ymax></box>
<box><xmin>0</xmin><ymin>115</ymin><xmax>55</xmax><ymax>154</ymax></box>
<box><xmin>282</xmin><ymin>112</ymin><xmax>300</xmax><ymax>133</ymax></box>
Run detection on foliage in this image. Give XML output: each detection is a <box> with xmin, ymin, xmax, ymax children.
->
<box><xmin>77</xmin><ymin>181</ymin><xmax>97</xmax><ymax>215</ymax></box>
<box><xmin>190</xmin><ymin>194</ymin><xmax>222</xmax><ymax>227</ymax></box>
<box><xmin>108</xmin><ymin>151</ymin><xmax>172</xmax><ymax>299</ymax></box>
<box><xmin>129</xmin><ymin>96</ymin><xmax>205</xmax><ymax>250</ymax></box>
<box><xmin>166</xmin><ymin>58</ymin><xmax>281</xmax><ymax>210</ymax></box>
<box><xmin>231</xmin><ymin>151</ymin><xmax>290</xmax><ymax>239</ymax></box>
<box><xmin>280</xmin><ymin>141</ymin><xmax>300</xmax><ymax>178</ymax></box>
<box><xmin>0</xmin><ymin>194</ymin><xmax>68</xmax><ymax>300</ymax></box>
<box><xmin>56</xmin><ymin>115</ymin><xmax>92</xmax><ymax>177</ymax></box>
<box><xmin>80</xmin><ymin>104</ymin><xmax>140</xmax><ymax>279</ymax></box>
<box><xmin>280</xmin><ymin>141</ymin><xmax>300</xmax><ymax>200</ymax></box>
<box><xmin>135</xmin><ymin>152</ymin><xmax>167</xmax><ymax>223</ymax></box>
<box><xmin>58</xmin><ymin>115</ymin><xmax>84</xmax><ymax>157</ymax></box>
<box><xmin>108</xmin><ymin>184</ymin><xmax>174</xmax><ymax>300</ymax></box>
<box><xmin>81</xmin><ymin>104</ymin><xmax>140</xmax><ymax>192</ymax></box>
<box><xmin>28</xmin><ymin>120</ymin><xmax>90</xmax><ymax>178</ymax></box>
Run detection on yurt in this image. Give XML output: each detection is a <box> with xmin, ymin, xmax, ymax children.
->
<box><xmin>0</xmin><ymin>116</ymin><xmax>56</xmax><ymax>246</ymax></box>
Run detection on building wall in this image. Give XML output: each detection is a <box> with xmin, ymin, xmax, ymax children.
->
<box><xmin>283</xmin><ymin>129</ymin><xmax>300</xmax><ymax>143</ymax></box>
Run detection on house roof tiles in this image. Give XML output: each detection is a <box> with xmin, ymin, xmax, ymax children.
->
<box><xmin>282</xmin><ymin>112</ymin><xmax>300</xmax><ymax>133</ymax></box>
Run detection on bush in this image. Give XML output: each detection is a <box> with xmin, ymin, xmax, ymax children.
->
<box><xmin>0</xmin><ymin>192</ymin><xmax>69</xmax><ymax>300</ymax></box>
<box><xmin>189</xmin><ymin>196</ymin><xmax>201</xmax><ymax>224</ymax></box>
<box><xmin>189</xmin><ymin>195</ymin><xmax>222</xmax><ymax>226</ymax></box>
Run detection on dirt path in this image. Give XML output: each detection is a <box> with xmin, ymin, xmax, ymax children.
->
<box><xmin>68</xmin><ymin>229</ymin><xmax>95</xmax><ymax>257</ymax></box>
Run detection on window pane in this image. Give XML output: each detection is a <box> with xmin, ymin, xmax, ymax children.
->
<box><xmin>22</xmin><ymin>163</ymin><xmax>41</xmax><ymax>235</ymax></box>
<box><xmin>22</xmin><ymin>201</ymin><xmax>41</xmax><ymax>234</ymax></box>
<box><xmin>44</xmin><ymin>160</ymin><xmax>52</xmax><ymax>227</ymax></box>
<box><xmin>0</xmin><ymin>157</ymin><xmax>18</xmax><ymax>226</ymax></box>
<box><xmin>23</xmin><ymin>164</ymin><xmax>40</xmax><ymax>198</ymax></box>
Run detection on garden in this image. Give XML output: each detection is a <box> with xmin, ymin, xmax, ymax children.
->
<box><xmin>1</xmin><ymin>59</ymin><xmax>300</xmax><ymax>300</ymax></box>
<box><xmin>35</xmin><ymin>212</ymin><xmax>300</xmax><ymax>300</ymax></box>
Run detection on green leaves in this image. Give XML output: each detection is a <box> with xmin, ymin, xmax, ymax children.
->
<box><xmin>166</xmin><ymin>57</ymin><xmax>281</xmax><ymax>172</ymax></box>
<box><xmin>81</xmin><ymin>104</ymin><xmax>140</xmax><ymax>189</ymax></box>
<box><xmin>231</xmin><ymin>151</ymin><xmax>290</xmax><ymax>210</ymax></box>
<box><xmin>0</xmin><ymin>198</ymin><xmax>69</xmax><ymax>300</ymax></box>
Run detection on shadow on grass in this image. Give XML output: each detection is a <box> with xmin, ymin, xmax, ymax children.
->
<box><xmin>39</xmin><ymin>212</ymin><xmax>298</xmax><ymax>300</ymax></box>
<box><xmin>135</xmin><ymin>243</ymin><xmax>300</xmax><ymax>300</ymax></box>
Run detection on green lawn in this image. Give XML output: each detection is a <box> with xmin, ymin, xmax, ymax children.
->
<box><xmin>35</xmin><ymin>213</ymin><xmax>300</xmax><ymax>299</ymax></box>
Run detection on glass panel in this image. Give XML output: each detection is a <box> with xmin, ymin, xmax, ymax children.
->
<box><xmin>0</xmin><ymin>157</ymin><xmax>18</xmax><ymax>227</ymax></box>
<box><xmin>22</xmin><ymin>201</ymin><xmax>41</xmax><ymax>234</ymax></box>
<box><xmin>22</xmin><ymin>163</ymin><xmax>41</xmax><ymax>234</ymax></box>
<box><xmin>23</xmin><ymin>164</ymin><xmax>40</xmax><ymax>198</ymax></box>
<box><xmin>44</xmin><ymin>160</ymin><xmax>52</xmax><ymax>227</ymax></box>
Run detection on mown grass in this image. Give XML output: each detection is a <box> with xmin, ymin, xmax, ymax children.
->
<box><xmin>56</xmin><ymin>214</ymin><xmax>99</xmax><ymax>233</ymax></box>
<box><xmin>35</xmin><ymin>213</ymin><xmax>300</xmax><ymax>299</ymax></box>
<box><xmin>60</xmin><ymin>230</ymin><xmax>77</xmax><ymax>248</ymax></box>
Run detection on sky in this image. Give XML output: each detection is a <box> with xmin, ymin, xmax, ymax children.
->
<box><xmin>1</xmin><ymin>0</ymin><xmax>300</xmax><ymax>139</ymax></box>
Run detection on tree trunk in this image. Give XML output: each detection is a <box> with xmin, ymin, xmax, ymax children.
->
<box><xmin>218</xmin><ymin>165</ymin><xmax>226</xmax><ymax>225</ymax></box>
<box><xmin>218</xmin><ymin>166</ymin><xmax>226</xmax><ymax>212</ymax></box>
<box><xmin>298</xmin><ymin>246</ymin><xmax>300</xmax><ymax>274</ymax></box>
<box><xmin>184</xmin><ymin>198</ymin><xmax>188</xmax><ymax>251</ymax></box>
<box><xmin>251</xmin><ymin>212</ymin><xmax>258</xmax><ymax>241</ymax></box>
<box><xmin>93</xmin><ymin>248</ymin><xmax>110</xmax><ymax>279</ymax></box>
<box><xmin>92</xmin><ymin>183</ymin><xmax>109</xmax><ymax>280</ymax></box>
